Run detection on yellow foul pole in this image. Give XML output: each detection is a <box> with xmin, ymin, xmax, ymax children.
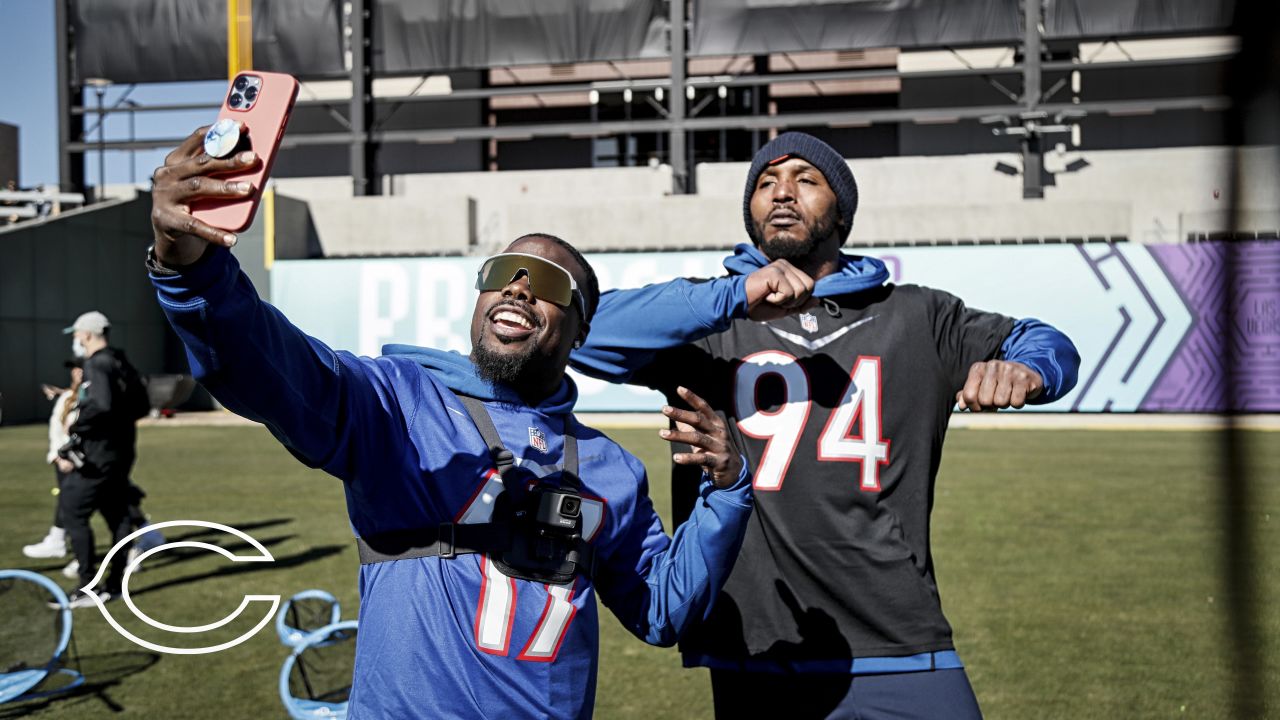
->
<box><xmin>227</xmin><ymin>0</ymin><xmax>253</xmax><ymax>77</ymax></box>
<box><xmin>226</xmin><ymin>0</ymin><xmax>274</xmax><ymax>269</ymax></box>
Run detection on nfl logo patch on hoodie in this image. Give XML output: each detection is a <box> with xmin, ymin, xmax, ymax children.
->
<box><xmin>529</xmin><ymin>426</ymin><xmax>548</xmax><ymax>453</ymax></box>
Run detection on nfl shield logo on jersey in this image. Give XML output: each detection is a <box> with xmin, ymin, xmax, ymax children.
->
<box><xmin>800</xmin><ymin>312</ymin><xmax>819</xmax><ymax>334</ymax></box>
<box><xmin>529</xmin><ymin>426</ymin><xmax>548</xmax><ymax>453</ymax></box>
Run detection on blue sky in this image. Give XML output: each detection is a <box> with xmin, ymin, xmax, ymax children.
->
<box><xmin>0</xmin><ymin>1</ymin><xmax>223</xmax><ymax>188</ymax></box>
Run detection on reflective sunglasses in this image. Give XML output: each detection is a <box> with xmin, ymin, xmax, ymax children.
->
<box><xmin>476</xmin><ymin>252</ymin><xmax>586</xmax><ymax>319</ymax></box>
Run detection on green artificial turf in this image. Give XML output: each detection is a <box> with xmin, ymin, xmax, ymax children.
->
<box><xmin>0</xmin><ymin>422</ymin><xmax>1275</xmax><ymax>718</ymax></box>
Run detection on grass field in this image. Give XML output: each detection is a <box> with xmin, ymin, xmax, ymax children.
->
<box><xmin>0</xmin><ymin>421</ymin><xmax>1276</xmax><ymax>719</ymax></box>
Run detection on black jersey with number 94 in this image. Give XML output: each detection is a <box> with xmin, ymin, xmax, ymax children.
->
<box><xmin>633</xmin><ymin>282</ymin><xmax>1015</xmax><ymax>665</ymax></box>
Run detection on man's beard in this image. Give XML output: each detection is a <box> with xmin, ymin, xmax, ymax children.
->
<box><xmin>472</xmin><ymin>337</ymin><xmax>541</xmax><ymax>386</ymax></box>
<box><xmin>752</xmin><ymin>209</ymin><xmax>839</xmax><ymax>262</ymax></box>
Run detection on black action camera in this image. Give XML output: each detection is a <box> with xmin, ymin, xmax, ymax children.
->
<box><xmin>533</xmin><ymin>486</ymin><xmax>582</xmax><ymax>532</ymax></box>
<box><xmin>491</xmin><ymin>482</ymin><xmax>585</xmax><ymax>584</ymax></box>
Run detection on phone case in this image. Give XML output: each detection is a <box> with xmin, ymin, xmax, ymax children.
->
<box><xmin>190</xmin><ymin>71</ymin><xmax>299</xmax><ymax>233</ymax></box>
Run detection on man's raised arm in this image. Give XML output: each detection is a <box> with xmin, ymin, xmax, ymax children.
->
<box><xmin>570</xmin><ymin>260</ymin><xmax>815</xmax><ymax>383</ymax></box>
<box><xmin>147</xmin><ymin>127</ymin><xmax>411</xmax><ymax>481</ymax></box>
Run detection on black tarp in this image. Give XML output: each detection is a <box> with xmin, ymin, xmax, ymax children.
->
<box><xmin>692</xmin><ymin>0</ymin><xmax>1024</xmax><ymax>56</ymax></box>
<box><xmin>691</xmin><ymin>0</ymin><xmax>1235</xmax><ymax>57</ymax></box>
<box><xmin>70</xmin><ymin>0</ymin><xmax>1235</xmax><ymax>84</ymax></box>
<box><xmin>1045</xmin><ymin>0</ymin><xmax>1233</xmax><ymax>40</ymax></box>
<box><xmin>72</xmin><ymin>0</ymin><xmax>345</xmax><ymax>83</ymax></box>
<box><xmin>374</xmin><ymin>0</ymin><xmax>667</xmax><ymax>73</ymax></box>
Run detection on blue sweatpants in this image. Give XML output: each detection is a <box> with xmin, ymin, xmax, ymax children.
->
<box><xmin>710</xmin><ymin>667</ymin><xmax>983</xmax><ymax>720</ymax></box>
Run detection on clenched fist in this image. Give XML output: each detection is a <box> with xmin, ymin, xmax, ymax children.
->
<box><xmin>744</xmin><ymin>259</ymin><xmax>816</xmax><ymax>321</ymax></box>
<box><xmin>955</xmin><ymin>360</ymin><xmax>1043</xmax><ymax>411</ymax></box>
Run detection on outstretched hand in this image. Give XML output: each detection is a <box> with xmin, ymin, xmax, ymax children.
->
<box><xmin>744</xmin><ymin>259</ymin><xmax>816</xmax><ymax>321</ymax></box>
<box><xmin>955</xmin><ymin>360</ymin><xmax>1043</xmax><ymax>412</ymax></box>
<box><xmin>150</xmin><ymin>125</ymin><xmax>261</xmax><ymax>266</ymax></box>
<box><xmin>660</xmin><ymin>386</ymin><xmax>744</xmax><ymax>489</ymax></box>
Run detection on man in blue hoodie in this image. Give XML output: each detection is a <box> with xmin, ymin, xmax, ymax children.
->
<box><xmin>571</xmin><ymin>132</ymin><xmax>1081</xmax><ymax>719</ymax></box>
<box><xmin>144</xmin><ymin>127</ymin><xmax>754</xmax><ymax>719</ymax></box>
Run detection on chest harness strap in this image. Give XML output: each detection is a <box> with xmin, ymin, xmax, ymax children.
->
<box><xmin>355</xmin><ymin>395</ymin><xmax>596</xmax><ymax>583</ymax></box>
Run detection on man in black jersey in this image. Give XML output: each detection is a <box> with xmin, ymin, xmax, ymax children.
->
<box><xmin>572</xmin><ymin>132</ymin><xmax>1080</xmax><ymax>719</ymax></box>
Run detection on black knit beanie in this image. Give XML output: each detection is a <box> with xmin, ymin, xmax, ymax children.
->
<box><xmin>742</xmin><ymin>132</ymin><xmax>858</xmax><ymax>243</ymax></box>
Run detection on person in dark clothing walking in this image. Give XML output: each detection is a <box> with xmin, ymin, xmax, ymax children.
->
<box><xmin>59</xmin><ymin>311</ymin><xmax>148</xmax><ymax>608</ymax></box>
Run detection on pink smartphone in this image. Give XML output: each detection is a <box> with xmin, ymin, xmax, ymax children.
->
<box><xmin>191</xmin><ymin>71</ymin><xmax>299</xmax><ymax>233</ymax></box>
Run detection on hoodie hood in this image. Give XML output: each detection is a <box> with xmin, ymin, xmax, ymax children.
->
<box><xmin>381</xmin><ymin>345</ymin><xmax>578</xmax><ymax>416</ymax></box>
<box><xmin>722</xmin><ymin>243</ymin><xmax>889</xmax><ymax>298</ymax></box>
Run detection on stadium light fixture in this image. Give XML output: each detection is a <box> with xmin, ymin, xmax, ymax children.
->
<box><xmin>1064</xmin><ymin>158</ymin><xmax>1090</xmax><ymax>173</ymax></box>
<box><xmin>83</xmin><ymin>78</ymin><xmax>114</xmax><ymax>203</ymax></box>
<box><xmin>623</xmin><ymin>88</ymin><xmax>632</xmax><ymax>103</ymax></box>
<box><xmin>654</xmin><ymin>86</ymin><xmax>664</xmax><ymax>102</ymax></box>
<box><xmin>588</xmin><ymin>90</ymin><xmax>600</xmax><ymax>105</ymax></box>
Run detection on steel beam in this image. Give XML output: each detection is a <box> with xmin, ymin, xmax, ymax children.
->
<box><xmin>54</xmin><ymin>0</ymin><xmax>83</xmax><ymax>194</ymax></box>
<box><xmin>669</xmin><ymin>0</ymin><xmax>688</xmax><ymax>193</ymax></box>
<box><xmin>1022</xmin><ymin>0</ymin><xmax>1044</xmax><ymax>198</ymax></box>
<box><xmin>350</xmin><ymin>0</ymin><xmax>378</xmax><ymax>195</ymax></box>
<box><xmin>68</xmin><ymin>96</ymin><xmax>1230</xmax><ymax>153</ymax></box>
<box><xmin>70</xmin><ymin>53</ymin><xmax>1239</xmax><ymax>118</ymax></box>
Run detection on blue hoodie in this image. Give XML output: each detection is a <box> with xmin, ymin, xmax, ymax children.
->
<box><xmin>572</xmin><ymin>243</ymin><xmax>1077</xmax><ymax>403</ymax></box>
<box><xmin>150</xmin><ymin>246</ymin><xmax>752</xmax><ymax>719</ymax></box>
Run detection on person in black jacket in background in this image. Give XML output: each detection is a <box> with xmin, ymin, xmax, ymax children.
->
<box><xmin>59</xmin><ymin>311</ymin><xmax>147</xmax><ymax>607</ymax></box>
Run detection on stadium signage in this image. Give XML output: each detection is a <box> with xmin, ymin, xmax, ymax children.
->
<box><xmin>271</xmin><ymin>242</ymin><xmax>1280</xmax><ymax>412</ymax></box>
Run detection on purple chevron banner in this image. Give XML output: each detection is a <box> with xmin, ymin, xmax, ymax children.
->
<box><xmin>874</xmin><ymin>241</ymin><xmax>1279</xmax><ymax>413</ymax></box>
<box><xmin>1143</xmin><ymin>242</ymin><xmax>1280</xmax><ymax>412</ymax></box>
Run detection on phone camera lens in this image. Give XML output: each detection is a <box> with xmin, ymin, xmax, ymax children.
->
<box><xmin>244</xmin><ymin>86</ymin><xmax>259</xmax><ymax>101</ymax></box>
<box><xmin>229</xmin><ymin>93</ymin><xmax>243</xmax><ymax>108</ymax></box>
<box><xmin>234</xmin><ymin>76</ymin><xmax>248</xmax><ymax>91</ymax></box>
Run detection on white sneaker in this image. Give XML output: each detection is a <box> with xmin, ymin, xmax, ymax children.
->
<box><xmin>62</xmin><ymin>559</ymin><xmax>80</xmax><ymax>579</ymax></box>
<box><xmin>127</xmin><ymin>546</ymin><xmax>143</xmax><ymax>571</ymax></box>
<box><xmin>58</xmin><ymin>588</ymin><xmax>114</xmax><ymax>610</ymax></box>
<box><xmin>23</xmin><ymin>532</ymin><xmax>67</xmax><ymax>559</ymax></box>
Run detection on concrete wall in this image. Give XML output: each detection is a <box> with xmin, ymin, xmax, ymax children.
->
<box><xmin>698</xmin><ymin>145</ymin><xmax>1280</xmax><ymax>245</ymax></box>
<box><xmin>269</xmin><ymin>145</ymin><xmax>1280</xmax><ymax>257</ymax></box>
<box><xmin>508</xmin><ymin>194</ymin><xmax>740</xmax><ymax>252</ymax></box>
<box><xmin>276</xmin><ymin>164</ymin><xmax>675</xmax><ymax>255</ymax></box>
<box><xmin>306</xmin><ymin>195</ymin><xmax>476</xmax><ymax>256</ymax></box>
